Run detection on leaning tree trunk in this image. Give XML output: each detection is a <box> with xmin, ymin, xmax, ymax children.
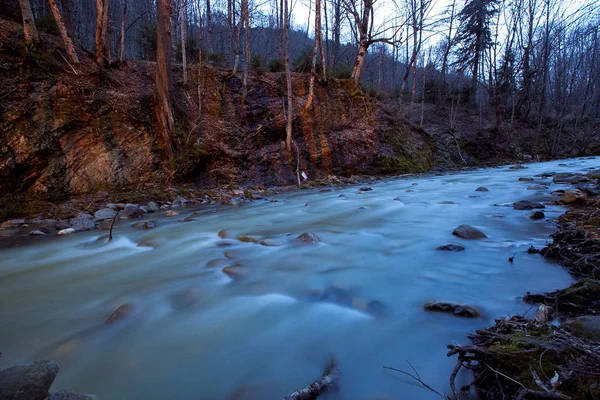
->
<box><xmin>19</xmin><ymin>0</ymin><xmax>39</xmax><ymax>45</ymax></box>
<box><xmin>305</xmin><ymin>0</ymin><xmax>319</xmax><ymax>111</ymax></box>
<box><xmin>351</xmin><ymin>39</ymin><xmax>368</xmax><ymax>84</ymax></box>
<box><xmin>47</xmin><ymin>0</ymin><xmax>79</xmax><ymax>64</ymax></box>
<box><xmin>156</xmin><ymin>0</ymin><xmax>175</xmax><ymax>136</ymax></box>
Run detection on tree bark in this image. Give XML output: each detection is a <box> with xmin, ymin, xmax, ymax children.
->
<box><xmin>305</xmin><ymin>0</ymin><xmax>320</xmax><ymax>111</ymax></box>
<box><xmin>19</xmin><ymin>0</ymin><xmax>39</xmax><ymax>45</ymax></box>
<box><xmin>206</xmin><ymin>0</ymin><xmax>212</xmax><ymax>53</ymax></box>
<box><xmin>196</xmin><ymin>0</ymin><xmax>203</xmax><ymax>113</ymax></box>
<box><xmin>156</xmin><ymin>0</ymin><xmax>174</xmax><ymax>135</ymax></box>
<box><xmin>47</xmin><ymin>0</ymin><xmax>79</xmax><ymax>64</ymax></box>
<box><xmin>180</xmin><ymin>0</ymin><xmax>188</xmax><ymax>88</ymax></box>
<box><xmin>119</xmin><ymin>0</ymin><xmax>128</xmax><ymax>63</ymax></box>
<box><xmin>101</xmin><ymin>0</ymin><xmax>110</xmax><ymax>64</ymax></box>
<box><xmin>351</xmin><ymin>39</ymin><xmax>368</xmax><ymax>83</ymax></box>
<box><xmin>284</xmin><ymin>0</ymin><xmax>292</xmax><ymax>152</ymax></box>
<box><xmin>242</xmin><ymin>0</ymin><xmax>249</xmax><ymax>101</ymax></box>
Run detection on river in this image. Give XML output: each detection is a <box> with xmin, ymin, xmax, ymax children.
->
<box><xmin>1</xmin><ymin>158</ymin><xmax>597</xmax><ymax>399</ymax></box>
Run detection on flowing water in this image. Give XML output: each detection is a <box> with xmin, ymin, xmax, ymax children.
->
<box><xmin>1</xmin><ymin>158</ymin><xmax>598</xmax><ymax>400</ymax></box>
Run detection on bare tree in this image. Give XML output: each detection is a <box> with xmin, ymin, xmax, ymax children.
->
<box><xmin>119</xmin><ymin>0</ymin><xmax>129</xmax><ymax>63</ymax></box>
<box><xmin>47</xmin><ymin>0</ymin><xmax>79</xmax><ymax>64</ymax></box>
<box><xmin>242</xmin><ymin>0</ymin><xmax>250</xmax><ymax>100</ymax></box>
<box><xmin>19</xmin><ymin>0</ymin><xmax>39</xmax><ymax>46</ymax></box>
<box><xmin>156</xmin><ymin>0</ymin><xmax>175</xmax><ymax>136</ymax></box>
<box><xmin>305</xmin><ymin>0</ymin><xmax>325</xmax><ymax>111</ymax></box>
<box><xmin>284</xmin><ymin>0</ymin><xmax>293</xmax><ymax>152</ymax></box>
<box><xmin>343</xmin><ymin>0</ymin><xmax>401</xmax><ymax>83</ymax></box>
<box><xmin>180</xmin><ymin>0</ymin><xmax>188</xmax><ymax>88</ymax></box>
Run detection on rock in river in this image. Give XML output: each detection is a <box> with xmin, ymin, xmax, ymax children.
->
<box><xmin>146</xmin><ymin>201</ymin><xmax>159</xmax><ymax>213</ymax></box>
<box><xmin>0</xmin><ymin>360</ymin><xmax>59</xmax><ymax>400</ymax></box>
<box><xmin>528</xmin><ymin>211</ymin><xmax>545</xmax><ymax>220</ymax></box>
<box><xmin>424</xmin><ymin>301</ymin><xmax>480</xmax><ymax>318</ymax></box>
<box><xmin>513</xmin><ymin>200</ymin><xmax>545</xmax><ymax>210</ymax></box>
<box><xmin>475</xmin><ymin>187</ymin><xmax>489</xmax><ymax>192</ymax></box>
<box><xmin>118</xmin><ymin>204</ymin><xmax>142</xmax><ymax>219</ymax></box>
<box><xmin>437</xmin><ymin>244</ymin><xmax>465</xmax><ymax>251</ymax></box>
<box><xmin>105</xmin><ymin>304</ymin><xmax>134</xmax><ymax>324</ymax></box>
<box><xmin>452</xmin><ymin>225</ymin><xmax>487</xmax><ymax>239</ymax></box>
<box><xmin>49</xmin><ymin>390</ymin><xmax>96</xmax><ymax>400</ymax></box>
<box><xmin>293</xmin><ymin>232</ymin><xmax>320</xmax><ymax>244</ymax></box>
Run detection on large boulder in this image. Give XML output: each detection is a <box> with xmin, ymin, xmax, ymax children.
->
<box><xmin>0</xmin><ymin>360</ymin><xmax>59</xmax><ymax>400</ymax></box>
<box><xmin>452</xmin><ymin>225</ymin><xmax>487</xmax><ymax>239</ymax></box>
<box><xmin>559</xmin><ymin>189</ymin><xmax>586</xmax><ymax>205</ymax></box>
<box><xmin>0</xmin><ymin>219</ymin><xmax>26</xmax><ymax>229</ymax></box>
<box><xmin>146</xmin><ymin>201</ymin><xmax>159</xmax><ymax>213</ymax></box>
<box><xmin>553</xmin><ymin>173</ymin><xmax>587</xmax><ymax>184</ymax></box>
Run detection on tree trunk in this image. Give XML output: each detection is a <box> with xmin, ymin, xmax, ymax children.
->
<box><xmin>95</xmin><ymin>0</ymin><xmax>104</xmax><ymax>64</ymax></box>
<box><xmin>318</xmin><ymin>0</ymin><xmax>326</xmax><ymax>81</ymax></box>
<box><xmin>180</xmin><ymin>0</ymin><xmax>188</xmax><ymax>88</ymax></box>
<box><xmin>197</xmin><ymin>0</ymin><xmax>203</xmax><ymax>113</ymax></box>
<box><xmin>284</xmin><ymin>0</ymin><xmax>292</xmax><ymax>152</ymax></box>
<box><xmin>351</xmin><ymin>39</ymin><xmax>368</xmax><ymax>84</ymax></box>
<box><xmin>119</xmin><ymin>0</ymin><xmax>128</xmax><ymax>63</ymax></box>
<box><xmin>206</xmin><ymin>0</ymin><xmax>212</xmax><ymax>53</ymax></box>
<box><xmin>19</xmin><ymin>0</ymin><xmax>39</xmax><ymax>45</ymax></box>
<box><xmin>47</xmin><ymin>0</ymin><xmax>79</xmax><ymax>64</ymax></box>
<box><xmin>242</xmin><ymin>0</ymin><xmax>249</xmax><ymax>101</ymax></box>
<box><xmin>156</xmin><ymin>0</ymin><xmax>174</xmax><ymax>135</ymax></box>
<box><xmin>101</xmin><ymin>0</ymin><xmax>110</xmax><ymax>64</ymax></box>
<box><xmin>305</xmin><ymin>0</ymin><xmax>320</xmax><ymax>111</ymax></box>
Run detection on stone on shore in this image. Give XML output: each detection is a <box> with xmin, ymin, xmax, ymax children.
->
<box><xmin>146</xmin><ymin>202</ymin><xmax>159</xmax><ymax>212</ymax></box>
<box><xmin>94</xmin><ymin>208</ymin><xmax>116</xmax><ymax>221</ymax></box>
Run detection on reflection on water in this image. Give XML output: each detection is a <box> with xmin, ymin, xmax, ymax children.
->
<box><xmin>1</xmin><ymin>158</ymin><xmax>597</xmax><ymax>399</ymax></box>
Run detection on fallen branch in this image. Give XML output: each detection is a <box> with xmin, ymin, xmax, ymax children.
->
<box><xmin>384</xmin><ymin>360</ymin><xmax>445</xmax><ymax>398</ymax></box>
<box><xmin>282</xmin><ymin>358</ymin><xmax>339</xmax><ymax>400</ymax></box>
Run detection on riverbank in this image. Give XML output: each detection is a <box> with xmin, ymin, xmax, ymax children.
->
<box><xmin>447</xmin><ymin>172</ymin><xmax>600</xmax><ymax>400</ymax></box>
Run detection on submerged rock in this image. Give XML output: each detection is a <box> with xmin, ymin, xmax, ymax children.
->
<box><xmin>528</xmin><ymin>211</ymin><xmax>545</xmax><ymax>220</ymax></box>
<box><xmin>165</xmin><ymin>210</ymin><xmax>179</xmax><ymax>217</ymax></box>
<box><xmin>29</xmin><ymin>230</ymin><xmax>46</xmax><ymax>236</ymax></box>
<box><xmin>146</xmin><ymin>202</ymin><xmax>159</xmax><ymax>213</ymax></box>
<box><xmin>452</xmin><ymin>225</ymin><xmax>487</xmax><ymax>239</ymax></box>
<box><xmin>132</xmin><ymin>221</ymin><xmax>156</xmax><ymax>230</ymax></box>
<box><xmin>0</xmin><ymin>360</ymin><xmax>59</xmax><ymax>400</ymax></box>
<box><xmin>424</xmin><ymin>301</ymin><xmax>480</xmax><ymax>318</ymax></box>
<box><xmin>509</xmin><ymin>165</ymin><xmax>526</xmax><ymax>170</ymax></box>
<box><xmin>513</xmin><ymin>200</ymin><xmax>545</xmax><ymax>210</ymax></box>
<box><xmin>293</xmin><ymin>232</ymin><xmax>320</xmax><ymax>244</ymax></box>
<box><xmin>49</xmin><ymin>390</ymin><xmax>96</xmax><ymax>400</ymax></box>
<box><xmin>518</xmin><ymin>177</ymin><xmax>534</xmax><ymax>182</ymax></box>
<box><xmin>553</xmin><ymin>172</ymin><xmax>587</xmax><ymax>184</ymax></box>
<box><xmin>527</xmin><ymin>184</ymin><xmax>548</xmax><ymax>190</ymax></box>
<box><xmin>437</xmin><ymin>244</ymin><xmax>465</xmax><ymax>251</ymax></box>
<box><xmin>475</xmin><ymin>187</ymin><xmax>489</xmax><ymax>192</ymax></box>
<box><xmin>104</xmin><ymin>304</ymin><xmax>134</xmax><ymax>324</ymax></box>
<box><xmin>359</xmin><ymin>187</ymin><xmax>372</xmax><ymax>191</ymax></box>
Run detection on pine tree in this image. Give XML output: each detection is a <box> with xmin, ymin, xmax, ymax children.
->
<box><xmin>453</xmin><ymin>0</ymin><xmax>499</xmax><ymax>103</ymax></box>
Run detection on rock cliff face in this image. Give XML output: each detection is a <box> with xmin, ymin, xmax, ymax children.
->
<box><xmin>0</xmin><ymin>18</ymin><xmax>432</xmax><ymax>200</ymax></box>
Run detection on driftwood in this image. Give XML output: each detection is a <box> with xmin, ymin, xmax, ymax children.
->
<box><xmin>281</xmin><ymin>358</ymin><xmax>339</xmax><ymax>400</ymax></box>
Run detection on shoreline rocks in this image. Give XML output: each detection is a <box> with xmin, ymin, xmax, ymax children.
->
<box><xmin>424</xmin><ymin>301</ymin><xmax>480</xmax><ymax>318</ymax></box>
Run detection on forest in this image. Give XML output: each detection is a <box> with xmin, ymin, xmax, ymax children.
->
<box><xmin>0</xmin><ymin>0</ymin><xmax>600</xmax><ymax>400</ymax></box>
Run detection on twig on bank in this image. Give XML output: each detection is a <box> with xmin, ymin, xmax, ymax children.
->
<box><xmin>384</xmin><ymin>361</ymin><xmax>445</xmax><ymax>398</ymax></box>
